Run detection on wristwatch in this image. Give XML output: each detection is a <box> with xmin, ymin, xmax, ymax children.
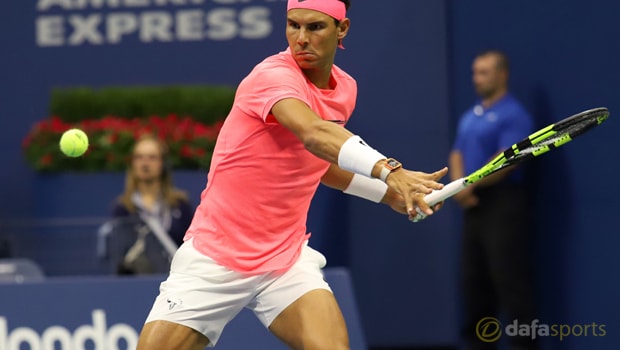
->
<box><xmin>379</xmin><ymin>158</ymin><xmax>402</xmax><ymax>182</ymax></box>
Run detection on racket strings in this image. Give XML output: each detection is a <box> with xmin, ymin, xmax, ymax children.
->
<box><xmin>519</xmin><ymin>116</ymin><xmax>601</xmax><ymax>156</ymax></box>
<box><xmin>466</xmin><ymin>109</ymin><xmax>608</xmax><ymax>193</ymax></box>
<box><xmin>519</xmin><ymin>132</ymin><xmax>569</xmax><ymax>155</ymax></box>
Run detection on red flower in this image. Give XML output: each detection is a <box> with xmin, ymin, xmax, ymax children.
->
<box><xmin>180</xmin><ymin>145</ymin><xmax>193</xmax><ymax>158</ymax></box>
<box><xmin>23</xmin><ymin>115</ymin><xmax>223</xmax><ymax>171</ymax></box>
<box><xmin>195</xmin><ymin>148</ymin><xmax>206</xmax><ymax>157</ymax></box>
<box><xmin>39</xmin><ymin>154</ymin><xmax>53</xmax><ymax>167</ymax></box>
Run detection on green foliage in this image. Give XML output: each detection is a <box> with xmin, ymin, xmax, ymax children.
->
<box><xmin>23</xmin><ymin>85</ymin><xmax>234</xmax><ymax>172</ymax></box>
<box><xmin>49</xmin><ymin>85</ymin><xmax>236</xmax><ymax>125</ymax></box>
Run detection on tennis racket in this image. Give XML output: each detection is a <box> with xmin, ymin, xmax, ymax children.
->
<box><xmin>412</xmin><ymin>107</ymin><xmax>610</xmax><ymax>222</ymax></box>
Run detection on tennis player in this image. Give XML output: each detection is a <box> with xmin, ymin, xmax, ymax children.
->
<box><xmin>137</xmin><ymin>1</ymin><xmax>447</xmax><ymax>349</ymax></box>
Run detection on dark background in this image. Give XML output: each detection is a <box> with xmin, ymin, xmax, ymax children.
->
<box><xmin>1</xmin><ymin>1</ymin><xmax>618</xmax><ymax>349</ymax></box>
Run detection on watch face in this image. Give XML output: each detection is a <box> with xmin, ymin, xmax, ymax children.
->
<box><xmin>388</xmin><ymin>160</ymin><xmax>398</xmax><ymax>167</ymax></box>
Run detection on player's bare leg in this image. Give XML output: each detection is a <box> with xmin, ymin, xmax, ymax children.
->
<box><xmin>269</xmin><ymin>289</ymin><xmax>349</xmax><ymax>350</ymax></box>
<box><xmin>137</xmin><ymin>320</ymin><xmax>209</xmax><ymax>350</ymax></box>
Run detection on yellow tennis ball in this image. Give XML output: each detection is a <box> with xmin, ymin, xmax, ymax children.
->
<box><xmin>59</xmin><ymin>128</ymin><xmax>89</xmax><ymax>157</ymax></box>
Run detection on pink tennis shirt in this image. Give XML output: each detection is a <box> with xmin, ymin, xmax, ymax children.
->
<box><xmin>184</xmin><ymin>49</ymin><xmax>357</xmax><ymax>274</ymax></box>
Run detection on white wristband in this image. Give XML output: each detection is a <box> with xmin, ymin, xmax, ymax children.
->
<box><xmin>337</xmin><ymin>135</ymin><xmax>386</xmax><ymax>178</ymax></box>
<box><xmin>343</xmin><ymin>174</ymin><xmax>389</xmax><ymax>203</ymax></box>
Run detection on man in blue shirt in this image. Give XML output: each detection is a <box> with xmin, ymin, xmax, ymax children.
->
<box><xmin>450</xmin><ymin>50</ymin><xmax>538</xmax><ymax>350</ymax></box>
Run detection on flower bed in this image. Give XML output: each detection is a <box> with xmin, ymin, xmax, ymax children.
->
<box><xmin>22</xmin><ymin>114</ymin><xmax>223</xmax><ymax>172</ymax></box>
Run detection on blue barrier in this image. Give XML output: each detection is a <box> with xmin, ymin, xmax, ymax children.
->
<box><xmin>0</xmin><ymin>267</ymin><xmax>366</xmax><ymax>350</ymax></box>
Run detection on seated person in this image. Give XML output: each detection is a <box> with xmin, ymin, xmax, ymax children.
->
<box><xmin>102</xmin><ymin>134</ymin><xmax>194</xmax><ymax>275</ymax></box>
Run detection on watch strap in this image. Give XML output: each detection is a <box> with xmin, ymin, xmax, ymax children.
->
<box><xmin>379</xmin><ymin>166</ymin><xmax>391</xmax><ymax>182</ymax></box>
<box><xmin>379</xmin><ymin>158</ymin><xmax>402</xmax><ymax>182</ymax></box>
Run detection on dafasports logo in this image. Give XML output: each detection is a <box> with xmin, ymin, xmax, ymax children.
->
<box><xmin>476</xmin><ymin>317</ymin><xmax>607</xmax><ymax>342</ymax></box>
<box><xmin>0</xmin><ymin>309</ymin><xmax>139</xmax><ymax>350</ymax></box>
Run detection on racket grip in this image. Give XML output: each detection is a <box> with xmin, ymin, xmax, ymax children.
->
<box><xmin>411</xmin><ymin>178</ymin><xmax>468</xmax><ymax>222</ymax></box>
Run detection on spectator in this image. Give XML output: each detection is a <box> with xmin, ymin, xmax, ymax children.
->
<box><xmin>102</xmin><ymin>134</ymin><xmax>193</xmax><ymax>275</ymax></box>
<box><xmin>450</xmin><ymin>50</ymin><xmax>538</xmax><ymax>350</ymax></box>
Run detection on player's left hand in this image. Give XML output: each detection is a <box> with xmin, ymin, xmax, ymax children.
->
<box><xmin>407</xmin><ymin>200</ymin><xmax>444</xmax><ymax>222</ymax></box>
<box><xmin>383</xmin><ymin>187</ymin><xmax>444</xmax><ymax>219</ymax></box>
<box><xmin>385</xmin><ymin>167</ymin><xmax>448</xmax><ymax>217</ymax></box>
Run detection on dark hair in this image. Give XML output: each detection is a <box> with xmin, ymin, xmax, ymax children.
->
<box><xmin>476</xmin><ymin>49</ymin><xmax>510</xmax><ymax>72</ymax></box>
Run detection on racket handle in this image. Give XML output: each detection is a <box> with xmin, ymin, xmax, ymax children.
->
<box><xmin>411</xmin><ymin>178</ymin><xmax>468</xmax><ymax>222</ymax></box>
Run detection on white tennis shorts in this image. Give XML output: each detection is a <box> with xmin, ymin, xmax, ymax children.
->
<box><xmin>144</xmin><ymin>238</ymin><xmax>331</xmax><ymax>346</ymax></box>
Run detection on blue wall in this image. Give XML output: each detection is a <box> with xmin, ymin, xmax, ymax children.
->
<box><xmin>1</xmin><ymin>0</ymin><xmax>619</xmax><ymax>349</ymax></box>
<box><xmin>344</xmin><ymin>1</ymin><xmax>457</xmax><ymax>346</ymax></box>
<box><xmin>449</xmin><ymin>1</ymin><xmax>620</xmax><ymax>349</ymax></box>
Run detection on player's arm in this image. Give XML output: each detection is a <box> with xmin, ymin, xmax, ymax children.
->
<box><xmin>320</xmin><ymin>163</ymin><xmax>354</xmax><ymax>191</ymax></box>
<box><xmin>271</xmin><ymin>98</ymin><xmax>447</xmax><ymax>216</ymax></box>
<box><xmin>271</xmin><ymin>98</ymin><xmax>353</xmax><ymax>163</ymax></box>
<box><xmin>321</xmin><ymin>164</ymin><xmax>409</xmax><ymax>214</ymax></box>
